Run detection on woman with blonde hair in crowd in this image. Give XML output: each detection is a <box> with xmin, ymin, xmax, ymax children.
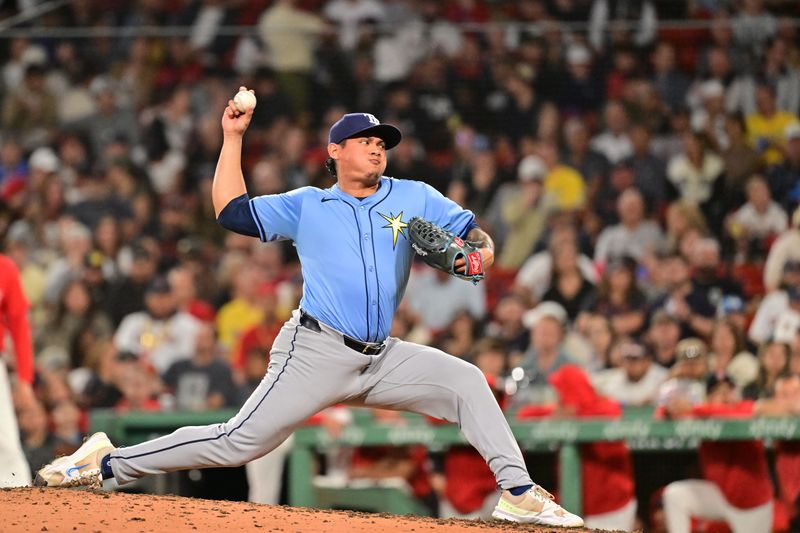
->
<box><xmin>664</xmin><ymin>200</ymin><xmax>709</xmax><ymax>254</ymax></box>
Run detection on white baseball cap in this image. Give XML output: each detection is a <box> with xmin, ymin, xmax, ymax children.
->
<box><xmin>700</xmin><ymin>80</ymin><xmax>724</xmax><ymax>100</ymax></box>
<box><xmin>522</xmin><ymin>301</ymin><xmax>568</xmax><ymax>329</ymax></box>
<box><xmin>566</xmin><ymin>44</ymin><xmax>591</xmax><ymax>66</ymax></box>
<box><xmin>29</xmin><ymin>147</ymin><xmax>60</xmax><ymax>173</ymax></box>
<box><xmin>517</xmin><ymin>155</ymin><xmax>546</xmax><ymax>182</ymax></box>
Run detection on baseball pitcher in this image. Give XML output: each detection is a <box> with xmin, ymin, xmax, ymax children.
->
<box><xmin>34</xmin><ymin>87</ymin><xmax>582</xmax><ymax>527</ymax></box>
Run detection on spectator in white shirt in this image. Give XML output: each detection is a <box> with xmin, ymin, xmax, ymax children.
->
<box><xmin>324</xmin><ymin>0</ymin><xmax>385</xmax><ymax>52</ymax></box>
<box><xmin>114</xmin><ymin>276</ymin><xmax>202</xmax><ymax>375</ymax></box>
<box><xmin>764</xmin><ymin>207</ymin><xmax>800</xmax><ymax>292</ymax></box>
<box><xmin>749</xmin><ymin>281</ymin><xmax>800</xmax><ymax>345</ymax></box>
<box><xmin>593</xmin><ymin>340</ymin><xmax>668</xmax><ymax>406</ymax></box>
<box><xmin>591</xmin><ymin>100</ymin><xmax>634</xmax><ymax>164</ymax></box>
<box><xmin>667</xmin><ymin>131</ymin><xmax>724</xmax><ymax>207</ymax></box>
<box><xmin>594</xmin><ymin>188</ymin><xmax>665</xmax><ymax>264</ymax></box>
<box><xmin>727</xmin><ymin>175</ymin><xmax>788</xmax><ymax>242</ymax></box>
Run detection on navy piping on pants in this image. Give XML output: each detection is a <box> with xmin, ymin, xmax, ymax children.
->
<box><xmin>109</xmin><ymin>323</ymin><xmax>300</xmax><ymax>461</ymax></box>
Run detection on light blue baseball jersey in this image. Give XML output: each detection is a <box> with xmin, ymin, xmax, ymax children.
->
<box><xmin>248</xmin><ymin>176</ymin><xmax>476</xmax><ymax>342</ymax></box>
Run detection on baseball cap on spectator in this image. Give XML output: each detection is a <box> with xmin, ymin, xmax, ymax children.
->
<box><xmin>706</xmin><ymin>373</ymin><xmax>735</xmax><ymax>394</ymax></box>
<box><xmin>21</xmin><ymin>45</ymin><xmax>46</xmax><ymax>68</ymax></box>
<box><xmin>784</xmin><ymin>260</ymin><xmax>800</xmax><ymax>273</ymax></box>
<box><xmin>700</xmin><ymin>80</ymin><xmax>724</xmax><ymax>100</ymax></box>
<box><xmin>566</xmin><ymin>44</ymin><xmax>591</xmax><ymax>65</ymax></box>
<box><xmin>717</xmin><ymin>295</ymin><xmax>745</xmax><ymax>317</ymax></box>
<box><xmin>650</xmin><ymin>309</ymin><xmax>678</xmax><ymax>328</ymax></box>
<box><xmin>89</xmin><ymin>76</ymin><xmax>114</xmax><ymax>96</ymax></box>
<box><xmin>145</xmin><ymin>276</ymin><xmax>170</xmax><ymax>295</ymax></box>
<box><xmin>29</xmin><ymin>147</ymin><xmax>60</xmax><ymax>174</ymax></box>
<box><xmin>522</xmin><ymin>301</ymin><xmax>568</xmax><ymax>329</ymax></box>
<box><xmin>620</xmin><ymin>341</ymin><xmax>647</xmax><ymax>360</ymax></box>
<box><xmin>676</xmin><ymin>338</ymin><xmax>707</xmax><ymax>361</ymax></box>
<box><xmin>786</xmin><ymin>122</ymin><xmax>800</xmax><ymax>141</ymax></box>
<box><xmin>605</xmin><ymin>255</ymin><xmax>637</xmax><ymax>274</ymax></box>
<box><xmin>116</xmin><ymin>350</ymin><xmax>139</xmax><ymax>362</ymax></box>
<box><xmin>517</xmin><ymin>155</ymin><xmax>546</xmax><ymax>182</ymax></box>
<box><xmin>328</xmin><ymin>113</ymin><xmax>402</xmax><ymax>149</ymax></box>
<box><xmin>6</xmin><ymin>220</ymin><xmax>34</xmax><ymax>246</ymax></box>
<box><xmin>131</xmin><ymin>243</ymin><xmax>154</xmax><ymax>262</ymax></box>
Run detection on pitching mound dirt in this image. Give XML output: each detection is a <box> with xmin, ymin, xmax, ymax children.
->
<box><xmin>0</xmin><ymin>488</ymin><xmax>618</xmax><ymax>532</ymax></box>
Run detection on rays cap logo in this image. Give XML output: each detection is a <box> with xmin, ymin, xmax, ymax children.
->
<box><xmin>328</xmin><ymin>113</ymin><xmax>402</xmax><ymax>149</ymax></box>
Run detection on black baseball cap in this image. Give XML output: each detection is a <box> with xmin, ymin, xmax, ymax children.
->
<box><xmin>706</xmin><ymin>373</ymin><xmax>735</xmax><ymax>393</ymax></box>
<box><xmin>145</xmin><ymin>276</ymin><xmax>171</xmax><ymax>295</ymax></box>
<box><xmin>784</xmin><ymin>260</ymin><xmax>800</xmax><ymax>273</ymax></box>
<box><xmin>328</xmin><ymin>113</ymin><xmax>402</xmax><ymax>149</ymax></box>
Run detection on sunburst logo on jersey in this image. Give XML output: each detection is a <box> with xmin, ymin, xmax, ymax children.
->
<box><xmin>378</xmin><ymin>211</ymin><xmax>408</xmax><ymax>249</ymax></box>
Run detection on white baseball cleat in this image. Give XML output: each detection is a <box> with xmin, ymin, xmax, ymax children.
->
<box><xmin>492</xmin><ymin>485</ymin><xmax>585</xmax><ymax>527</ymax></box>
<box><xmin>33</xmin><ymin>432</ymin><xmax>115</xmax><ymax>488</ymax></box>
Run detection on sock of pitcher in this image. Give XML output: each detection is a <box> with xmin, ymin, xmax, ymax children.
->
<box><xmin>100</xmin><ymin>454</ymin><xmax>114</xmax><ymax>480</ymax></box>
<box><xmin>509</xmin><ymin>484</ymin><xmax>533</xmax><ymax>496</ymax></box>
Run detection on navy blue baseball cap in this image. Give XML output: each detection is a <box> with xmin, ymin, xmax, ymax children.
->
<box><xmin>328</xmin><ymin>113</ymin><xmax>402</xmax><ymax>149</ymax></box>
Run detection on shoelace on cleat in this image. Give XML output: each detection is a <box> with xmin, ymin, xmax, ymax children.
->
<box><xmin>531</xmin><ymin>486</ymin><xmax>555</xmax><ymax>502</ymax></box>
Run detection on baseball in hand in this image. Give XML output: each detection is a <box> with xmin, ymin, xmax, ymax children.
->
<box><xmin>233</xmin><ymin>90</ymin><xmax>257</xmax><ymax>113</ymax></box>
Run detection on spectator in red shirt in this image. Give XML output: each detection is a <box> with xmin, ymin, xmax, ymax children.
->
<box><xmin>661</xmin><ymin>374</ymin><xmax>774</xmax><ymax>533</ymax></box>
<box><xmin>0</xmin><ymin>253</ymin><xmax>34</xmax><ymax>486</ymax></box>
<box><xmin>518</xmin><ymin>365</ymin><xmax>638</xmax><ymax>531</ymax></box>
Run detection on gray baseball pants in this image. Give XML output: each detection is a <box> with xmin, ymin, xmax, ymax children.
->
<box><xmin>109</xmin><ymin>310</ymin><xmax>533</xmax><ymax>489</ymax></box>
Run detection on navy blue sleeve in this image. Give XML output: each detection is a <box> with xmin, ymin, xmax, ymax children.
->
<box><xmin>460</xmin><ymin>219</ymin><xmax>480</xmax><ymax>239</ymax></box>
<box><xmin>216</xmin><ymin>194</ymin><xmax>260</xmax><ymax>238</ymax></box>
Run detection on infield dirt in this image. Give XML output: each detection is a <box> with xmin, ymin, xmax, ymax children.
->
<box><xmin>0</xmin><ymin>488</ymin><xmax>624</xmax><ymax>532</ymax></box>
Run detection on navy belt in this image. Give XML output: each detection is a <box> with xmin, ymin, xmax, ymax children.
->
<box><xmin>299</xmin><ymin>310</ymin><xmax>385</xmax><ymax>355</ymax></box>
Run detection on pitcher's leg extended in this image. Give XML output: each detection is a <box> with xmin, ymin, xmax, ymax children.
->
<box><xmin>35</xmin><ymin>314</ymin><xmax>370</xmax><ymax>487</ymax></box>
<box><xmin>352</xmin><ymin>339</ymin><xmax>583</xmax><ymax>527</ymax></box>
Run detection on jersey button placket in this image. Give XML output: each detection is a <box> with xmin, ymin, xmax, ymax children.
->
<box><xmin>359</xmin><ymin>207</ymin><xmax>378</xmax><ymax>340</ymax></box>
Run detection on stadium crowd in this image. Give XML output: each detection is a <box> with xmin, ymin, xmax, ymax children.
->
<box><xmin>5</xmin><ymin>0</ymin><xmax>800</xmax><ymax>531</ymax></box>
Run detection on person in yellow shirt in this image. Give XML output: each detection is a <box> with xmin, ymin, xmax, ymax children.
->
<box><xmin>215</xmin><ymin>264</ymin><xmax>265</xmax><ymax>354</ymax></box>
<box><xmin>746</xmin><ymin>83</ymin><xmax>799</xmax><ymax>165</ymax></box>
<box><xmin>538</xmin><ymin>141</ymin><xmax>586</xmax><ymax>211</ymax></box>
